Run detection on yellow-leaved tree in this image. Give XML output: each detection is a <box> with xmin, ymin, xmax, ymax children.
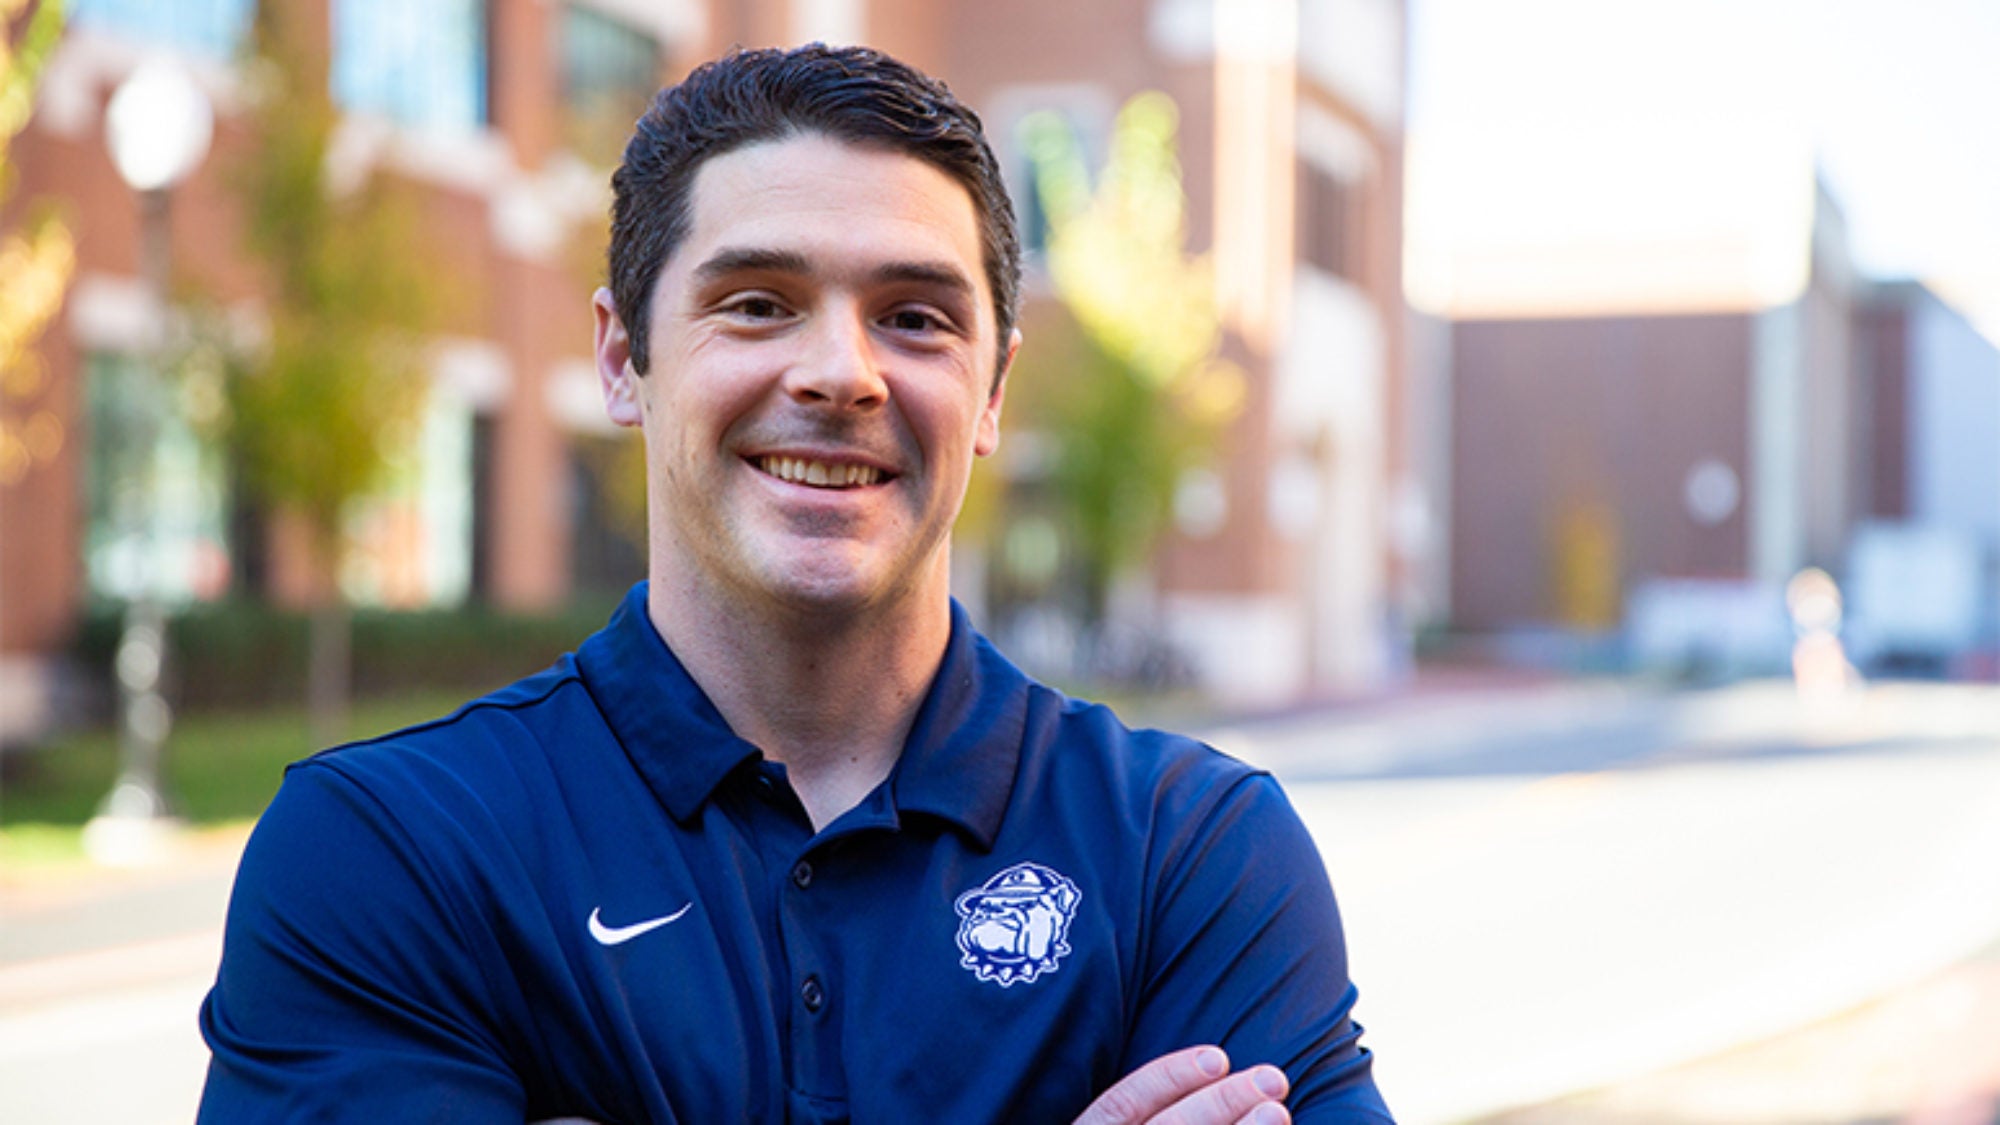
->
<box><xmin>0</xmin><ymin>0</ymin><xmax>75</xmax><ymax>488</ymax></box>
<box><xmin>197</xmin><ymin>5</ymin><xmax>442</xmax><ymax>743</ymax></box>
<box><xmin>1019</xmin><ymin>91</ymin><xmax>1244</xmax><ymax>621</ymax></box>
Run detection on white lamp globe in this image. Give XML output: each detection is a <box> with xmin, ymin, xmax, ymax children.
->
<box><xmin>106</xmin><ymin>58</ymin><xmax>214</xmax><ymax>192</ymax></box>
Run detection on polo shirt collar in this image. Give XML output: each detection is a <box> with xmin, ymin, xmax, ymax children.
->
<box><xmin>577</xmin><ymin>584</ymin><xmax>762</xmax><ymax>824</ymax></box>
<box><xmin>577</xmin><ymin>583</ymin><xmax>1027</xmax><ymax>849</ymax></box>
<box><xmin>884</xmin><ymin>598</ymin><xmax>1027</xmax><ymax>850</ymax></box>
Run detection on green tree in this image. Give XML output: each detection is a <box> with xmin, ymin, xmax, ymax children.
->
<box><xmin>0</xmin><ymin>0</ymin><xmax>75</xmax><ymax>488</ymax></box>
<box><xmin>1019</xmin><ymin>92</ymin><xmax>1243</xmax><ymax>620</ymax></box>
<box><xmin>201</xmin><ymin>6</ymin><xmax>441</xmax><ymax>744</ymax></box>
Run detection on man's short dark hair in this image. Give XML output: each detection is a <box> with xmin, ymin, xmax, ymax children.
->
<box><xmin>609</xmin><ymin>43</ymin><xmax>1022</xmax><ymax>386</ymax></box>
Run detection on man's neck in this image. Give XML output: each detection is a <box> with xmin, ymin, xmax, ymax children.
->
<box><xmin>645</xmin><ymin>571</ymin><xmax>952</xmax><ymax>832</ymax></box>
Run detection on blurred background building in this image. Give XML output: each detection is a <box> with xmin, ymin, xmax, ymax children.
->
<box><xmin>8</xmin><ymin>0</ymin><xmax>1997</xmax><ymax>746</ymax></box>
<box><xmin>1405</xmin><ymin>0</ymin><xmax>2000</xmax><ymax>681</ymax></box>
<box><xmin>0</xmin><ymin>0</ymin><xmax>1413</xmax><ymax>735</ymax></box>
<box><xmin>1442</xmin><ymin>181</ymin><xmax>1863</xmax><ymax>647</ymax></box>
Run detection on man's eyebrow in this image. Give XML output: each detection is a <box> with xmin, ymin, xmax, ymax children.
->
<box><xmin>691</xmin><ymin>247</ymin><xmax>812</xmax><ymax>285</ymax></box>
<box><xmin>871</xmin><ymin>260</ymin><xmax>975</xmax><ymax>298</ymax></box>
<box><xmin>690</xmin><ymin>250</ymin><xmax>974</xmax><ymax>301</ymax></box>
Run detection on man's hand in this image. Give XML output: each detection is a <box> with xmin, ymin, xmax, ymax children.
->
<box><xmin>1075</xmin><ymin>1046</ymin><xmax>1291</xmax><ymax>1125</ymax></box>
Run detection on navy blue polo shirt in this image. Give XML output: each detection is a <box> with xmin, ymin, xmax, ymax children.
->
<box><xmin>199</xmin><ymin>584</ymin><xmax>1389</xmax><ymax>1123</ymax></box>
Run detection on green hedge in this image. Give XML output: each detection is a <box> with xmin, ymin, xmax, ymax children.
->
<box><xmin>73</xmin><ymin>596</ymin><xmax>623</xmax><ymax>713</ymax></box>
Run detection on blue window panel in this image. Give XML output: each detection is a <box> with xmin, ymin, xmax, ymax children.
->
<box><xmin>70</xmin><ymin>0</ymin><xmax>254</xmax><ymax>58</ymax></box>
<box><xmin>561</xmin><ymin>4</ymin><xmax>657</xmax><ymax>108</ymax></box>
<box><xmin>559</xmin><ymin>3</ymin><xmax>660</xmax><ymax>164</ymax></box>
<box><xmin>331</xmin><ymin>0</ymin><xmax>488</xmax><ymax>132</ymax></box>
<box><xmin>82</xmin><ymin>353</ymin><xmax>231</xmax><ymax>604</ymax></box>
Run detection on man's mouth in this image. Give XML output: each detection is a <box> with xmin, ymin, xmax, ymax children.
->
<box><xmin>753</xmin><ymin>455</ymin><xmax>887</xmax><ymax>489</ymax></box>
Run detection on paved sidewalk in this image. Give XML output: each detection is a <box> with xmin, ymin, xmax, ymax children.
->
<box><xmin>1478</xmin><ymin>937</ymin><xmax>2000</xmax><ymax>1124</ymax></box>
<box><xmin>0</xmin><ymin>825</ymin><xmax>245</xmax><ymax>1008</ymax></box>
<box><xmin>0</xmin><ymin>825</ymin><xmax>247</xmax><ymax>1124</ymax></box>
<box><xmin>1224</xmin><ymin>680</ymin><xmax>2000</xmax><ymax>1124</ymax></box>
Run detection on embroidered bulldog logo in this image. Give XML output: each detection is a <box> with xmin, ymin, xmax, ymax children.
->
<box><xmin>954</xmin><ymin>861</ymin><xmax>1081</xmax><ymax>986</ymax></box>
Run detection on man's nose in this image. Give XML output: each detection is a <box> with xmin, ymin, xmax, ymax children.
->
<box><xmin>785</xmin><ymin>308</ymin><xmax>888</xmax><ymax>410</ymax></box>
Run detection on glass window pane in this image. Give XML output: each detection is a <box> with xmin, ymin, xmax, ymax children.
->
<box><xmin>331</xmin><ymin>0</ymin><xmax>488</xmax><ymax>132</ymax></box>
<box><xmin>1298</xmin><ymin>164</ymin><xmax>1357</xmax><ymax>280</ymax></box>
<box><xmin>560</xmin><ymin>4</ymin><xmax>660</xmax><ymax>165</ymax></box>
<box><xmin>83</xmin><ymin>354</ymin><xmax>231</xmax><ymax>604</ymax></box>
<box><xmin>70</xmin><ymin>0</ymin><xmax>254</xmax><ymax>58</ymax></box>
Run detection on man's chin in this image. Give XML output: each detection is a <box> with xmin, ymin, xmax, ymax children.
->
<box><xmin>750</xmin><ymin>558</ymin><xmax>894</xmax><ymax>616</ymax></box>
<box><xmin>744</xmin><ymin>550</ymin><xmax>945</xmax><ymax>624</ymax></box>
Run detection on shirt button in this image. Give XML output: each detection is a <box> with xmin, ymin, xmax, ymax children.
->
<box><xmin>800</xmin><ymin>975</ymin><xmax>826</xmax><ymax>1013</ymax></box>
<box><xmin>790</xmin><ymin>860</ymin><xmax>813</xmax><ymax>890</ymax></box>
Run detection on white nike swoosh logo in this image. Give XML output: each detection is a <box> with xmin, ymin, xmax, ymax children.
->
<box><xmin>588</xmin><ymin>903</ymin><xmax>692</xmax><ymax>945</ymax></box>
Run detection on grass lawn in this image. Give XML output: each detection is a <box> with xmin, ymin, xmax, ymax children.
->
<box><xmin>0</xmin><ymin>692</ymin><xmax>470</xmax><ymax>839</ymax></box>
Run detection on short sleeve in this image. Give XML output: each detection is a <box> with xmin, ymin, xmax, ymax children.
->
<box><xmin>1121</xmin><ymin>771</ymin><xmax>1394</xmax><ymax>1123</ymax></box>
<box><xmin>197</xmin><ymin>759</ymin><xmax>526</xmax><ymax>1123</ymax></box>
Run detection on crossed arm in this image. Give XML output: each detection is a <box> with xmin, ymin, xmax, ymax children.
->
<box><xmin>532</xmin><ymin>1048</ymin><xmax>1288</xmax><ymax>1125</ymax></box>
<box><xmin>1076</xmin><ymin>1046</ymin><xmax>1293</xmax><ymax>1125</ymax></box>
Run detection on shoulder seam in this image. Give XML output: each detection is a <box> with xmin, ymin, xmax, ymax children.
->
<box><xmin>292</xmin><ymin>664</ymin><xmax>583</xmax><ymax>770</ymax></box>
<box><xmin>1126</xmin><ymin>763</ymin><xmax>1277</xmax><ymax>1030</ymax></box>
<box><xmin>1154</xmin><ymin>768</ymin><xmax>1277</xmax><ymax>892</ymax></box>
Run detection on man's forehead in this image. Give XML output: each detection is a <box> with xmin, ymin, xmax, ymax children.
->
<box><xmin>671</xmin><ymin>132</ymin><xmax>987</xmax><ymax>283</ymax></box>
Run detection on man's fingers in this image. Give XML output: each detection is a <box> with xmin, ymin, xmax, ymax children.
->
<box><xmin>1074</xmin><ymin>1045</ymin><xmax>1231</xmax><ymax>1125</ymax></box>
<box><xmin>1233</xmin><ymin>1100</ymin><xmax>1292</xmax><ymax>1125</ymax></box>
<box><xmin>1152</xmin><ymin>1065</ymin><xmax>1290</xmax><ymax>1125</ymax></box>
<box><xmin>1074</xmin><ymin>1049</ymin><xmax>1290</xmax><ymax>1125</ymax></box>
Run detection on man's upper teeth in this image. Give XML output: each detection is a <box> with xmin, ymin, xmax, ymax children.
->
<box><xmin>762</xmin><ymin>456</ymin><xmax>881</xmax><ymax>487</ymax></box>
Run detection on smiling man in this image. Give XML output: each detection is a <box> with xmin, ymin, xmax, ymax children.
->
<box><xmin>197</xmin><ymin>45</ymin><xmax>1390</xmax><ymax>1124</ymax></box>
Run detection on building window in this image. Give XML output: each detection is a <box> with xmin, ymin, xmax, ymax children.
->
<box><xmin>332</xmin><ymin>0</ymin><xmax>488</xmax><ymax>132</ymax></box>
<box><xmin>560</xmin><ymin>4</ymin><xmax>661</xmax><ymax>166</ymax></box>
<box><xmin>83</xmin><ymin>354</ymin><xmax>231</xmax><ymax>604</ymax></box>
<box><xmin>1009</xmin><ymin>107</ymin><xmax>1098</xmax><ymax>262</ymax></box>
<box><xmin>469</xmin><ymin>412</ymin><xmax>496</xmax><ymax>603</ymax></box>
<box><xmin>70</xmin><ymin>0</ymin><xmax>253</xmax><ymax>57</ymax></box>
<box><xmin>1011</xmin><ymin>113</ymin><xmax>1061</xmax><ymax>259</ymax></box>
<box><xmin>567</xmin><ymin>434</ymin><xmax>647</xmax><ymax>597</ymax></box>
<box><xmin>986</xmin><ymin>87</ymin><xmax>1114</xmax><ymax>270</ymax></box>
<box><xmin>1297</xmin><ymin>164</ymin><xmax>1359</xmax><ymax>281</ymax></box>
<box><xmin>337</xmin><ymin>393</ymin><xmax>476</xmax><ymax>608</ymax></box>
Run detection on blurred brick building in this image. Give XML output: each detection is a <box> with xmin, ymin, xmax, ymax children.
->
<box><xmin>1445</xmin><ymin>183</ymin><xmax>1863</xmax><ymax>634</ymax></box>
<box><xmin>1859</xmin><ymin>280</ymin><xmax>2000</xmax><ymax>541</ymax></box>
<box><xmin>1433</xmin><ymin>171</ymin><xmax>2000</xmax><ymax>668</ymax></box>
<box><xmin>2</xmin><ymin>0</ymin><xmax>1410</xmax><ymax>732</ymax></box>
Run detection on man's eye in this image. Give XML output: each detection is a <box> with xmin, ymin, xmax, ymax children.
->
<box><xmin>726</xmin><ymin>296</ymin><xmax>786</xmax><ymax>320</ymax></box>
<box><xmin>885</xmin><ymin>308</ymin><xmax>944</xmax><ymax>333</ymax></box>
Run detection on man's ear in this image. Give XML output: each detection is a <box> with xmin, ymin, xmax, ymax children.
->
<box><xmin>593</xmin><ymin>287</ymin><xmax>643</xmax><ymax>428</ymax></box>
<box><xmin>975</xmin><ymin>328</ymin><xmax>1021</xmax><ymax>458</ymax></box>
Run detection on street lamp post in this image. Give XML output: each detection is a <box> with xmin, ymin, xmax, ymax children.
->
<box><xmin>84</xmin><ymin>58</ymin><xmax>213</xmax><ymax>865</ymax></box>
